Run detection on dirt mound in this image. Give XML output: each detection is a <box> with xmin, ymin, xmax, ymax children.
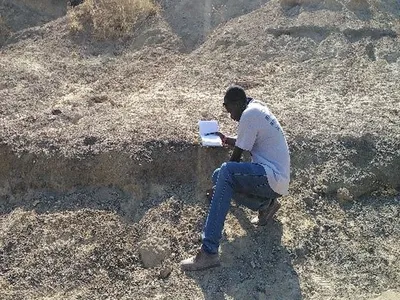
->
<box><xmin>158</xmin><ymin>0</ymin><xmax>270</xmax><ymax>51</ymax></box>
<box><xmin>0</xmin><ymin>0</ymin><xmax>67</xmax><ymax>48</ymax></box>
<box><xmin>0</xmin><ymin>0</ymin><xmax>400</xmax><ymax>299</ymax></box>
<box><xmin>0</xmin><ymin>0</ymin><xmax>66</xmax><ymax>32</ymax></box>
<box><xmin>0</xmin><ymin>15</ymin><xmax>10</xmax><ymax>46</ymax></box>
<box><xmin>1</xmin><ymin>187</ymin><xmax>399</xmax><ymax>299</ymax></box>
<box><xmin>67</xmin><ymin>0</ymin><xmax>158</xmax><ymax>39</ymax></box>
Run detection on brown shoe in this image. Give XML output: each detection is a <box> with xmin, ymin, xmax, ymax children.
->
<box><xmin>251</xmin><ymin>198</ymin><xmax>281</xmax><ymax>226</ymax></box>
<box><xmin>180</xmin><ymin>248</ymin><xmax>220</xmax><ymax>271</ymax></box>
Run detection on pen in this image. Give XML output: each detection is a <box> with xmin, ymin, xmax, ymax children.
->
<box><xmin>205</xmin><ymin>132</ymin><xmax>219</xmax><ymax>136</ymax></box>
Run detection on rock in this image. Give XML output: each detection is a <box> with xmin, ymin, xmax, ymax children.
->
<box><xmin>304</xmin><ymin>191</ymin><xmax>319</xmax><ymax>206</ymax></box>
<box><xmin>303</xmin><ymin>196</ymin><xmax>315</xmax><ymax>207</ymax></box>
<box><xmin>257</xmin><ymin>292</ymin><xmax>267</xmax><ymax>300</ymax></box>
<box><xmin>138</xmin><ymin>237</ymin><xmax>170</xmax><ymax>268</ymax></box>
<box><xmin>51</xmin><ymin>109</ymin><xmax>62</xmax><ymax>115</ymax></box>
<box><xmin>337</xmin><ymin>187</ymin><xmax>353</xmax><ymax>203</ymax></box>
<box><xmin>159</xmin><ymin>266</ymin><xmax>172</xmax><ymax>279</ymax></box>
<box><xmin>313</xmin><ymin>185</ymin><xmax>328</xmax><ymax>195</ymax></box>
<box><xmin>250</xmin><ymin>260</ymin><xmax>256</xmax><ymax>268</ymax></box>
<box><xmin>294</xmin><ymin>241</ymin><xmax>310</xmax><ymax>258</ymax></box>
<box><xmin>83</xmin><ymin>136</ymin><xmax>98</xmax><ymax>146</ymax></box>
<box><xmin>191</xmin><ymin>233</ymin><xmax>202</xmax><ymax>243</ymax></box>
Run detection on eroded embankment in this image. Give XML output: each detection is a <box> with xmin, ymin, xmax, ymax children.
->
<box><xmin>0</xmin><ymin>136</ymin><xmax>399</xmax><ymax>300</ymax></box>
<box><xmin>0</xmin><ymin>143</ymin><xmax>229</xmax><ymax>212</ymax></box>
<box><xmin>1</xmin><ymin>132</ymin><xmax>399</xmax><ymax>212</ymax></box>
<box><xmin>290</xmin><ymin>134</ymin><xmax>400</xmax><ymax>199</ymax></box>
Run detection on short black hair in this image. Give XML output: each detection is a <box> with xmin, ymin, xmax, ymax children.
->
<box><xmin>224</xmin><ymin>85</ymin><xmax>246</xmax><ymax>103</ymax></box>
<box><xmin>69</xmin><ymin>0</ymin><xmax>84</xmax><ymax>7</ymax></box>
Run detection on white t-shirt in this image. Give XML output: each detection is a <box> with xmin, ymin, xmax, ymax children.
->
<box><xmin>235</xmin><ymin>99</ymin><xmax>290</xmax><ymax>196</ymax></box>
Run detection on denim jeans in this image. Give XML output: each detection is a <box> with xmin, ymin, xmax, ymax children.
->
<box><xmin>202</xmin><ymin>162</ymin><xmax>280</xmax><ymax>254</ymax></box>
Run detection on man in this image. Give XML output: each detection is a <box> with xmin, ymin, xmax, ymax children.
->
<box><xmin>180</xmin><ymin>85</ymin><xmax>290</xmax><ymax>271</ymax></box>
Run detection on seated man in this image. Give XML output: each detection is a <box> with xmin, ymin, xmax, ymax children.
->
<box><xmin>181</xmin><ymin>85</ymin><xmax>290</xmax><ymax>271</ymax></box>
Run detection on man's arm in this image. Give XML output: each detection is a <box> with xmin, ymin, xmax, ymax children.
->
<box><xmin>224</xmin><ymin>137</ymin><xmax>236</xmax><ymax>147</ymax></box>
<box><xmin>230</xmin><ymin>146</ymin><xmax>244</xmax><ymax>162</ymax></box>
<box><xmin>215</xmin><ymin>133</ymin><xmax>241</xmax><ymax>160</ymax></box>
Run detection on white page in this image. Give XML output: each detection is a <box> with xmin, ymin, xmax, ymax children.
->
<box><xmin>199</xmin><ymin>120</ymin><xmax>219</xmax><ymax>136</ymax></box>
<box><xmin>198</xmin><ymin>120</ymin><xmax>222</xmax><ymax>147</ymax></box>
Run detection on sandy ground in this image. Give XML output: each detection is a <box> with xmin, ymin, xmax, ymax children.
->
<box><xmin>1</xmin><ymin>186</ymin><xmax>399</xmax><ymax>299</ymax></box>
<box><xmin>0</xmin><ymin>0</ymin><xmax>400</xmax><ymax>299</ymax></box>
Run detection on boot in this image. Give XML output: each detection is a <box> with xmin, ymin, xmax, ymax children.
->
<box><xmin>251</xmin><ymin>198</ymin><xmax>281</xmax><ymax>226</ymax></box>
<box><xmin>180</xmin><ymin>248</ymin><xmax>220</xmax><ymax>271</ymax></box>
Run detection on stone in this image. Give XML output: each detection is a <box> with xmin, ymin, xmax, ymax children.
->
<box><xmin>159</xmin><ymin>266</ymin><xmax>172</xmax><ymax>279</ymax></box>
<box><xmin>303</xmin><ymin>196</ymin><xmax>314</xmax><ymax>207</ymax></box>
<box><xmin>337</xmin><ymin>187</ymin><xmax>353</xmax><ymax>203</ymax></box>
<box><xmin>313</xmin><ymin>185</ymin><xmax>328</xmax><ymax>195</ymax></box>
<box><xmin>138</xmin><ymin>237</ymin><xmax>170</xmax><ymax>268</ymax></box>
<box><xmin>257</xmin><ymin>292</ymin><xmax>267</xmax><ymax>300</ymax></box>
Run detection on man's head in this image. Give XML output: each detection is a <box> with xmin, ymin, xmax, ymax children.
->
<box><xmin>223</xmin><ymin>85</ymin><xmax>247</xmax><ymax>121</ymax></box>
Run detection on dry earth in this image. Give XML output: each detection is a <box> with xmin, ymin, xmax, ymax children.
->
<box><xmin>1</xmin><ymin>0</ymin><xmax>400</xmax><ymax>299</ymax></box>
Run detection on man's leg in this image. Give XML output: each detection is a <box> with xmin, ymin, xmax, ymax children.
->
<box><xmin>181</xmin><ymin>162</ymin><xmax>280</xmax><ymax>271</ymax></box>
<box><xmin>208</xmin><ymin>164</ymin><xmax>280</xmax><ymax>211</ymax></box>
<box><xmin>224</xmin><ymin>163</ymin><xmax>281</xmax><ymax>226</ymax></box>
<box><xmin>204</xmin><ymin>168</ymin><xmax>221</xmax><ymax>205</ymax></box>
<box><xmin>203</xmin><ymin>162</ymin><xmax>280</xmax><ymax>253</ymax></box>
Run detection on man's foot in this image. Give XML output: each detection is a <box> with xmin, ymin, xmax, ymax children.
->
<box><xmin>251</xmin><ymin>198</ymin><xmax>281</xmax><ymax>226</ymax></box>
<box><xmin>180</xmin><ymin>248</ymin><xmax>220</xmax><ymax>271</ymax></box>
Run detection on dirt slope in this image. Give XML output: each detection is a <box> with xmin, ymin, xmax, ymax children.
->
<box><xmin>0</xmin><ymin>0</ymin><xmax>399</xmax><ymax>299</ymax></box>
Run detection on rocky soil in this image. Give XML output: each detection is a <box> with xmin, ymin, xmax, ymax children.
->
<box><xmin>0</xmin><ymin>0</ymin><xmax>399</xmax><ymax>299</ymax></box>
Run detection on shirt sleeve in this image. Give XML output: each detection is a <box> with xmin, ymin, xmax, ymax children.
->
<box><xmin>235</xmin><ymin>109</ymin><xmax>258</xmax><ymax>151</ymax></box>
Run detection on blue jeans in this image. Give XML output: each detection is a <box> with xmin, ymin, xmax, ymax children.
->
<box><xmin>202</xmin><ymin>162</ymin><xmax>280</xmax><ymax>254</ymax></box>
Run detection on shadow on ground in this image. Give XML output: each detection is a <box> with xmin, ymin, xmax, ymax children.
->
<box><xmin>185</xmin><ymin>206</ymin><xmax>302</xmax><ymax>300</ymax></box>
<box><xmin>0</xmin><ymin>186</ymin><xmax>302</xmax><ymax>299</ymax></box>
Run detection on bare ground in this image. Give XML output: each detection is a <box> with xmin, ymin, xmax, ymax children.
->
<box><xmin>0</xmin><ymin>0</ymin><xmax>400</xmax><ymax>299</ymax></box>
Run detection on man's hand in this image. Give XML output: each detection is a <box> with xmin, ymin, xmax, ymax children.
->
<box><xmin>213</xmin><ymin>132</ymin><xmax>241</xmax><ymax>160</ymax></box>
<box><xmin>215</xmin><ymin>132</ymin><xmax>236</xmax><ymax>147</ymax></box>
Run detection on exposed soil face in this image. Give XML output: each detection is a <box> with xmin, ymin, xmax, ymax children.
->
<box><xmin>0</xmin><ymin>0</ymin><xmax>66</xmax><ymax>34</ymax></box>
<box><xmin>0</xmin><ymin>0</ymin><xmax>400</xmax><ymax>299</ymax></box>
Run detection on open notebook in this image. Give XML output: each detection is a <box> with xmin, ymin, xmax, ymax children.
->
<box><xmin>198</xmin><ymin>120</ymin><xmax>222</xmax><ymax>147</ymax></box>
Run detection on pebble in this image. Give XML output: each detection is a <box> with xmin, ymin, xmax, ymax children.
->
<box><xmin>159</xmin><ymin>266</ymin><xmax>172</xmax><ymax>279</ymax></box>
<box><xmin>337</xmin><ymin>187</ymin><xmax>353</xmax><ymax>203</ymax></box>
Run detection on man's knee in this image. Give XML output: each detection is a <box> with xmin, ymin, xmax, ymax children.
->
<box><xmin>219</xmin><ymin>162</ymin><xmax>236</xmax><ymax>179</ymax></box>
<box><xmin>213</xmin><ymin>162</ymin><xmax>240</xmax><ymax>184</ymax></box>
<box><xmin>213</xmin><ymin>162</ymin><xmax>234</xmax><ymax>181</ymax></box>
<box><xmin>220</xmin><ymin>161</ymin><xmax>240</xmax><ymax>174</ymax></box>
<box><xmin>212</xmin><ymin>168</ymin><xmax>220</xmax><ymax>185</ymax></box>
